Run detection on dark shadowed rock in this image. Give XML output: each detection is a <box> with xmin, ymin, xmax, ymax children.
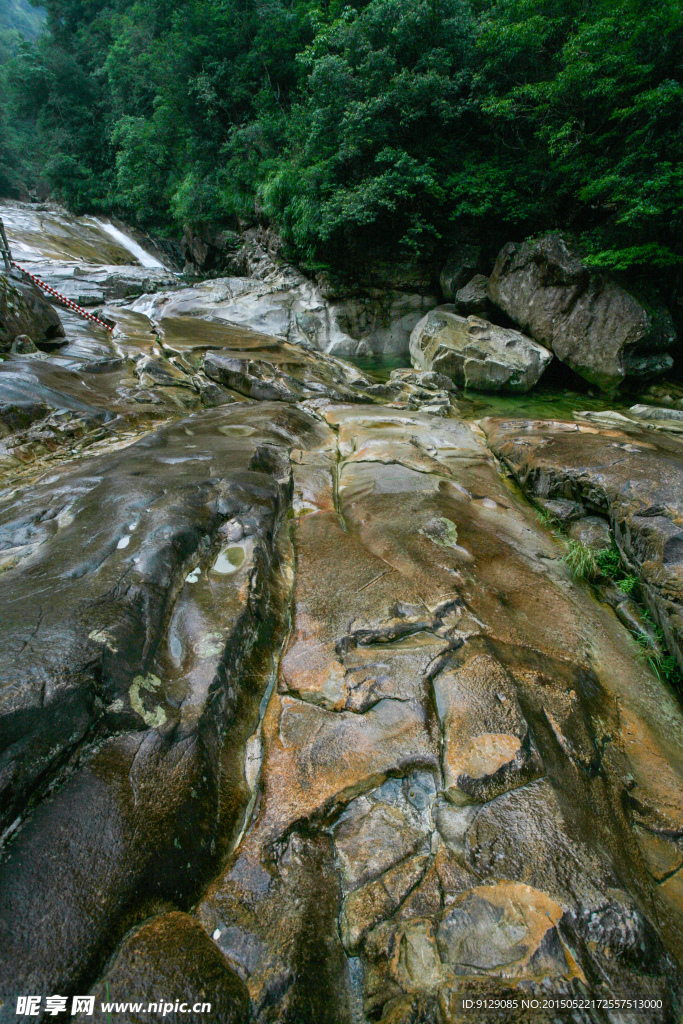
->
<box><xmin>625</xmin><ymin>349</ymin><xmax>676</xmax><ymax>381</ymax></box>
<box><xmin>439</xmin><ymin>245</ymin><xmax>483</xmax><ymax>301</ymax></box>
<box><xmin>199</xmin><ymin>832</ymin><xmax>352</xmax><ymax>1024</ymax></box>
<box><xmin>77</xmin><ymin>913</ymin><xmax>248</xmax><ymax>1024</ymax></box>
<box><xmin>486</xmin><ymin>235</ymin><xmax>676</xmax><ymax>391</ymax></box>
<box><xmin>0</xmin><ymin>733</ymin><xmax>218</xmax><ymax>997</ymax></box>
<box><xmin>0</xmin><ymin>404</ymin><xmax>327</xmax><ymax>1000</ymax></box>
<box><xmin>181</xmin><ymin>224</ymin><xmax>243</xmax><ymax>274</ymax></box>
<box><xmin>0</xmin><ymin>271</ymin><xmax>64</xmax><ymax>352</ymax></box>
<box><xmin>454</xmin><ymin>274</ymin><xmax>492</xmax><ymax>316</ymax></box>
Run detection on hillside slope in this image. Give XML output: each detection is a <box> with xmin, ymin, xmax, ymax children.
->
<box><xmin>0</xmin><ymin>0</ymin><xmax>44</xmax><ymax>39</ymax></box>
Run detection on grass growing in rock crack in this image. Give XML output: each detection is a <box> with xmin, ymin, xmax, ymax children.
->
<box><xmin>534</xmin><ymin>505</ymin><xmax>681</xmax><ymax>689</ymax></box>
<box><xmin>564</xmin><ymin>541</ymin><xmax>598</xmax><ymax>580</ymax></box>
<box><xmin>563</xmin><ymin>540</ymin><xmax>639</xmax><ymax>593</ymax></box>
<box><xmin>594</xmin><ymin>545</ymin><xmax>621</xmax><ymax>578</ymax></box>
<box><xmin>594</xmin><ymin>546</ymin><xmax>638</xmax><ymax>593</ymax></box>
<box><xmin>633</xmin><ymin>613</ymin><xmax>683</xmax><ymax>690</ymax></box>
<box><xmin>562</xmin><ymin>540</ymin><xmax>682</xmax><ymax>690</ymax></box>
<box><xmin>535</xmin><ymin>506</ymin><xmax>562</xmax><ymax>530</ymax></box>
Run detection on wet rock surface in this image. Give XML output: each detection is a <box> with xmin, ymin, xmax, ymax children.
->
<box><xmin>23</xmin><ymin>263</ymin><xmax>178</xmax><ymax>306</ymax></box>
<box><xmin>484</xmin><ymin>416</ymin><xmax>683</xmax><ymax>672</ymax></box>
<box><xmin>0</xmin><ymin>205</ymin><xmax>683</xmax><ymax>1024</ymax></box>
<box><xmin>128</xmin><ymin>259</ymin><xmax>435</xmax><ymax>360</ymax></box>
<box><xmin>194</xmin><ymin>405</ymin><xmax>683</xmax><ymax>1021</ymax></box>
<box><xmin>76</xmin><ymin>913</ymin><xmax>249</xmax><ymax>1024</ymax></box>
<box><xmin>0</xmin><ymin>203</ymin><xmax>164</xmax><ymax>267</ymax></box>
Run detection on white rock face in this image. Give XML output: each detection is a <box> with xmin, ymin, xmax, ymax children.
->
<box><xmin>22</xmin><ymin>263</ymin><xmax>178</xmax><ymax>305</ymax></box>
<box><xmin>129</xmin><ymin>269</ymin><xmax>436</xmax><ymax>358</ymax></box>
<box><xmin>410</xmin><ymin>308</ymin><xmax>552</xmax><ymax>393</ymax></box>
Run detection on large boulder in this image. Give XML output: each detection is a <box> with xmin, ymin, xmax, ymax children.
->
<box><xmin>409</xmin><ymin>308</ymin><xmax>552</xmax><ymax>393</ymax></box>
<box><xmin>487</xmin><ymin>235</ymin><xmax>676</xmax><ymax>391</ymax></box>
<box><xmin>0</xmin><ymin>271</ymin><xmax>64</xmax><ymax>352</ymax></box>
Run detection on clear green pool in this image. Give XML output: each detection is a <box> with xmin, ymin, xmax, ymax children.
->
<box><xmin>455</xmin><ymin>387</ymin><xmax>631</xmax><ymax>421</ymax></box>
<box><xmin>346</xmin><ymin>353</ymin><xmax>633</xmax><ymax>421</ymax></box>
<box><xmin>348</xmin><ymin>353</ymin><xmax>407</xmax><ymax>382</ymax></box>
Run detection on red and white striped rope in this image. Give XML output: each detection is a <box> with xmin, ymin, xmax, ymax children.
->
<box><xmin>11</xmin><ymin>261</ymin><xmax>114</xmax><ymax>332</ymax></box>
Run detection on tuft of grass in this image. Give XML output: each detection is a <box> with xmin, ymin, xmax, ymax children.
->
<box><xmin>535</xmin><ymin>506</ymin><xmax>565</xmax><ymax>534</ymax></box>
<box><xmin>634</xmin><ymin>615</ymin><xmax>683</xmax><ymax>690</ymax></box>
<box><xmin>535</xmin><ymin>506</ymin><xmax>554</xmax><ymax>526</ymax></box>
<box><xmin>564</xmin><ymin>538</ymin><xmax>640</xmax><ymax>591</ymax></box>
<box><xmin>595</xmin><ymin>546</ymin><xmax>621</xmax><ymax>577</ymax></box>
<box><xmin>595</xmin><ymin>544</ymin><xmax>640</xmax><ymax>596</ymax></box>
<box><xmin>561</xmin><ymin>539</ymin><xmax>682</xmax><ymax>693</ymax></box>
<box><xmin>617</xmin><ymin>573</ymin><xmax>639</xmax><ymax>595</ymax></box>
<box><xmin>563</xmin><ymin>540</ymin><xmax>598</xmax><ymax>580</ymax></box>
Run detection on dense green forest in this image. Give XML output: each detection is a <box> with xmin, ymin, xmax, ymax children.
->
<box><xmin>0</xmin><ymin>0</ymin><xmax>681</xmax><ymax>285</ymax></box>
<box><xmin>0</xmin><ymin>0</ymin><xmax>43</xmax><ymax>38</ymax></box>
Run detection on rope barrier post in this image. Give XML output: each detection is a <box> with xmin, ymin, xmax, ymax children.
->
<box><xmin>0</xmin><ymin>218</ymin><xmax>13</xmax><ymax>274</ymax></box>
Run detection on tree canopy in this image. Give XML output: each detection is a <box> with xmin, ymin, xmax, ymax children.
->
<box><xmin>1</xmin><ymin>0</ymin><xmax>681</xmax><ymax>287</ymax></box>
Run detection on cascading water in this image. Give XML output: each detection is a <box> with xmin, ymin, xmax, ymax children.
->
<box><xmin>93</xmin><ymin>218</ymin><xmax>168</xmax><ymax>269</ymax></box>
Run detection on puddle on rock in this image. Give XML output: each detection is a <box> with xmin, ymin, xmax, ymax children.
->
<box><xmin>212</xmin><ymin>546</ymin><xmax>245</xmax><ymax>575</ymax></box>
<box><xmin>218</xmin><ymin>424</ymin><xmax>256</xmax><ymax>437</ymax></box>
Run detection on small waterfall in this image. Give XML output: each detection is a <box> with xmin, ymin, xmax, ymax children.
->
<box><xmin>94</xmin><ymin>218</ymin><xmax>167</xmax><ymax>269</ymax></box>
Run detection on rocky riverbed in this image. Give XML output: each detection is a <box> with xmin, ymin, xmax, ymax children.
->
<box><xmin>1</xmin><ymin>203</ymin><xmax>683</xmax><ymax>1023</ymax></box>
